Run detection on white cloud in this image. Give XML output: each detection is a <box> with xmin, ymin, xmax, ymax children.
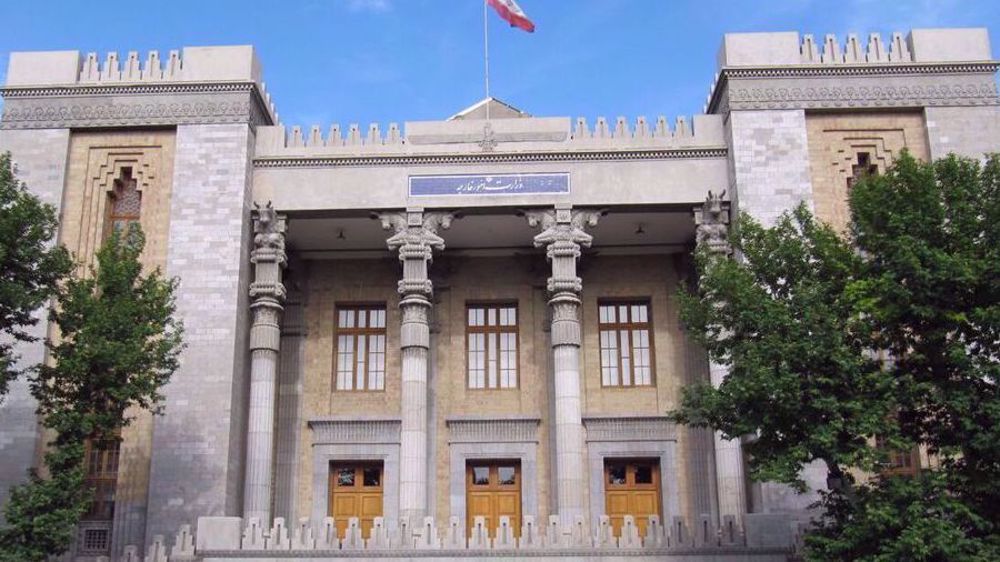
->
<box><xmin>346</xmin><ymin>0</ymin><xmax>392</xmax><ymax>13</ymax></box>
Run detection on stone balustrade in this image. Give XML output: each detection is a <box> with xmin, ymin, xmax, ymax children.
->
<box><xmin>96</xmin><ymin>513</ymin><xmax>797</xmax><ymax>561</ymax></box>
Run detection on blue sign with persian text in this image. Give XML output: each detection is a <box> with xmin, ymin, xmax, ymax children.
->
<box><xmin>408</xmin><ymin>173</ymin><xmax>570</xmax><ymax>196</ymax></box>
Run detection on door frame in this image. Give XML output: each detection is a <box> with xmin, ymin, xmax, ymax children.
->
<box><xmin>587</xmin><ymin>443</ymin><xmax>678</xmax><ymax>532</ymax></box>
<box><xmin>464</xmin><ymin>460</ymin><xmax>523</xmax><ymax>537</ymax></box>
<box><xmin>449</xmin><ymin>442</ymin><xmax>538</xmax><ymax>531</ymax></box>
<box><xmin>328</xmin><ymin>461</ymin><xmax>386</xmax><ymax>538</ymax></box>
<box><xmin>311</xmin><ymin>444</ymin><xmax>399</xmax><ymax>527</ymax></box>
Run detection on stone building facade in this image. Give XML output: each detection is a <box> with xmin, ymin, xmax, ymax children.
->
<box><xmin>0</xmin><ymin>28</ymin><xmax>997</xmax><ymax>561</ymax></box>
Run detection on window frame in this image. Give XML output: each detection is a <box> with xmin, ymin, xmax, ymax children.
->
<box><xmin>597</xmin><ymin>299</ymin><xmax>656</xmax><ymax>388</ymax></box>
<box><xmin>82</xmin><ymin>437</ymin><xmax>121</xmax><ymax>522</ymax></box>
<box><xmin>332</xmin><ymin>303</ymin><xmax>388</xmax><ymax>392</ymax></box>
<box><xmin>107</xmin><ymin>166</ymin><xmax>142</xmax><ymax>237</ymax></box>
<box><xmin>465</xmin><ymin>301</ymin><xmax>520</xmax><ymax>390</ymax></box>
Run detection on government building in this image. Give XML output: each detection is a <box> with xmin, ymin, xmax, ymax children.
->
<box><xmin>0</xmin><ymin>27</ymin><xmax>997</xmax><ymax>561</ymax></box>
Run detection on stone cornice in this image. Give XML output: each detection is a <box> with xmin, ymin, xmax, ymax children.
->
<box><xmin>0</xmin><ymin>80</ymin><xmax>276</xmax><ymax>130</ymax></box>
<box><xmin>707</xmin><ymin>61</ymin><xmax>1000</xmax><ymax>114</ymax></box>
<box><xmin>253</xmin><ymin>147</ymin><xmax>728</xmax><ymax>169</ymax></box>
<box><xmin>721</xmin><ymin>61</ymin><xmax>999</xmax><ymax>80</ymax></box>
<box><xmin>0</xmin><ymin>80</ymin><xmax>258</xmax><ymax>98</ymax></box>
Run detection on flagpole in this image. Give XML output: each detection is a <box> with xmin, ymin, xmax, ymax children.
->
<box><xmin>483</xmin><ymin>0</ymin><xmax>491</xmax><ymax>121</ymax></box>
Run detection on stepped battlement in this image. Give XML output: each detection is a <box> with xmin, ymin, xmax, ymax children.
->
<box><xmin>256</xmin><ymin>114</ymin><xmax>725</xmax><ymax>157</ymax></box>
<box><xmin>706</xmin><ymin>28</ymin><xmax>998</xmax><ymax>113</ymax></box>
<box><xmin>717</xmin><ymin>28</ymin><xmax>992</xmax><ymax>68</ymax></box>
<box><xmin>3</xmin><ymin>46</ymin><xmax>279</xmax><ymax>123</ymax></box>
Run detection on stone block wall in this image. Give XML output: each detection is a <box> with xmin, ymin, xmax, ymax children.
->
<box><xmin>925</xmin><ymin>106</ymin><xmax>1000</xmax><ymax>160</ymax></box>
<box><xmin>726</xmin><ymin>110</ymin><xmax>814</xmax><ymax>226</ymax></box>
<box><xmin>146</xmin><ymin>123</ymin><xmax>255</xmax><ymax>543</ymax></box>
<box><xmin>0</xmin><ymin>128</ymin><xmax>70</xmax><ymax>523</ymax></box>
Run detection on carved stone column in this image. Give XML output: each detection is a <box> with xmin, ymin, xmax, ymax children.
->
<box><xmin>693</xmin><ymin>191</ymin><xmax>746</xmax><ymax>522</ymax></box>
<box><xmin>525</xmin><ymin>204</ymin><xmax>603</xmax><ymax>523</ymax></box>
<box><xmin>378</xmin><ymin>208</ymin><xmax>453</xmax><ymax>521</ymax></box>
<box><xmin>243</xmin><ymin>203</ymin><xmax>287</xmax><ymax>524</ymax></box>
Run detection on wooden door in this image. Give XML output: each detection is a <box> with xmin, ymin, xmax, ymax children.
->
<box><xmin>604</xmin><ymin>459</ymin><xmax>661</xmax><ymax>537</ymax></box>
<box><xmin>466</xmin><ymin>461</ymin><xmax>521</xmax><ymax>538</ymax></box>
<box><xmin>329</xmin><ymin>462</ymin><xmax>383</xmax><ymax>539</ymax></box>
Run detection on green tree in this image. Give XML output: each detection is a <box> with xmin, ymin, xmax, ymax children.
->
<box><xmin>0</xmin><ymin>228</ymin><xmax>184</xmax><ymax>561</ymax></box>
<box><xmin>671</xmin><ymin>204</ymin><xmax>894</xmax><ymax>493</ymax></box>
<box><xmin>671</xmin><ymin>151</ymin><xmax>1000</xmax><ymax>560</ymax></box>
<box><xmin>806</xmin><ymin>153</ymin><xmax>1000</xmax><ymax>560</ymax></box>
<box><xmin>0</xmin><ymin>152</ymin><xmax>71</xmax><ymax>399</ymax></box>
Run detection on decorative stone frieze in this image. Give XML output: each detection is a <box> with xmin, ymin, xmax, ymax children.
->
<box><xmin>445</xmin><ymin>417</ymin><xmax>541</xmax><ymax>443</ymax></box>
<box><xmin>243</xmin><ymin>202</ymin><xmax>287</xmax><ymax>527</ymax></box>
<box><xmin>709</xmin><ymin>68</ymin><xmax>1000</xmax><ymax>115</ymax></box>
<box><xmin>377</xmin><ymin>208</ymin><xmax>455</xmax><ymax>521</ymax></box>
<box><xmin>582</xmin><ymin>416</ymin><xmax>677</xmax><ymax>442</ymax></box>
<box><xmin>307</xmin><ymin>418</ymin><xmax>402</xmax><ymax>445</ymax></box>
<box><xmin>524</xmin><ymin>204</ymin><xmax>604</xmax><ymax>524</ymax></box>
<box><xmin>0</xmin><ymin>89</ymin><xmax>274</xmax><ymax>130</ymax></box>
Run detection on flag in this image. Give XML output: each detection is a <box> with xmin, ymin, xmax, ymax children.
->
<box><xmin>487</xmin><ymin>0</ymin><xmax>535</xmax><ymax>33</ymax></box>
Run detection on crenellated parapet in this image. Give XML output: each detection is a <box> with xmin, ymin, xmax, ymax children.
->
<box><xmin>1</xmin><ymin>45</ymin><xmax>278</xmax><ymax>129</ymax></box>
<box><xmin>707</xmin><ymin>28</ymin><xmax>1000</xmax><ymax>114</ymax></box>
<box><xmin>253</xmin><ymin>114</ymin><xmax>726</xmax><ymax>168</ymax></box>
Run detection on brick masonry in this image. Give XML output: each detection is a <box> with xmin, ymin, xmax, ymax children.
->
<box><xmin>145</xmin><ymin>123</ymin><xmax>255</xmax><ymax>544</ymax></box>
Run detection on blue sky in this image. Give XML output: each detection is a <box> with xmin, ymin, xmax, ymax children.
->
<box><xmin>2</xmin><ymin>0</ymin><xmax>999</xmax><ymax>127</ymax></box>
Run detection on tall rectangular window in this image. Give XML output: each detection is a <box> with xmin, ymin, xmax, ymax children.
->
<box><xmin>83</xmin><ymin>438</ymin><xmax>120</xmax><ymax>522</ymax></box>
<box><xmin>334</xmin><ymin>305</ymin><xmax>387</xmax><ymax>391</ymax></box>
<box><xmin>599</xmin><ymin>301</ymin><xmax>654</xmax><ymax>387</ymax></box>
<box><xmin>467</xmin><ymin>303</ymin><xmax>518</xmax><ymax>389</ymax></box>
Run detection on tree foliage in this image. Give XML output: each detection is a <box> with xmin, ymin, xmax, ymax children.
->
<box><xmin>672</xmin><ymin>204</ymin><xmax>893</xmax><ymax>491</ymax></box>
<box><xmin>0</xmin><ymin>228</ymin><xmax>184</xmax><ymax>561</ymax></box>
<box><xmin>0</xmin><ymin>152</ymin><xmax>71</xmax><ymax>399</ymax></box>
<box><xmin>671</xmin><ymin>151</ymin><xmax>1000</xmax><ymax>560</ymax></box>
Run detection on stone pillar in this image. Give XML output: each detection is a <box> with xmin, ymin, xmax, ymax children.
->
<box><xmin>693</xmin><ymin>191</ymin><xmax>746</xmax><ymax>522</ymax></box>
<box><xmin>525</xmin><ymin>205</ymin><xmax>603</xmax><ymax>523</ymax></box>
<box><xmin>242</xmin><ymin>203</ymin><xmax>287</xmax><ymax>524</ymax></box>
<box><xmin>378</xmin><ymin>208</ymin><xmax>453</xmax><ymax>521</ymax></box>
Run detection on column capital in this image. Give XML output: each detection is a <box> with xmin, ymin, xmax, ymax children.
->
<box><xmin>523</xmin><ymin>206</ymin><xmax>605</xmax><ymax>296</ymax></box>
<box><xmin>250</xmin><ymin>201</ymin><xmax>288</xmax><ymax>302</ymax></box>
<box><xmin>693</xmin><ymin>190</ymin><xmax>731</xmax><ymax>256</ymax></box>
<box><xmin>377</xmin><ymin>208</ymin><xmax>455</xmax><ymax>297</ymax></box>
<box><xmin>378</xmin><ymin>208</ymin><xmax>454</xmax><ymax>254</ymax></box>
<box><xmin>524</xmin><ymin>205</ymin><xmax>604</xmax><ymax>250</ymax></box>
